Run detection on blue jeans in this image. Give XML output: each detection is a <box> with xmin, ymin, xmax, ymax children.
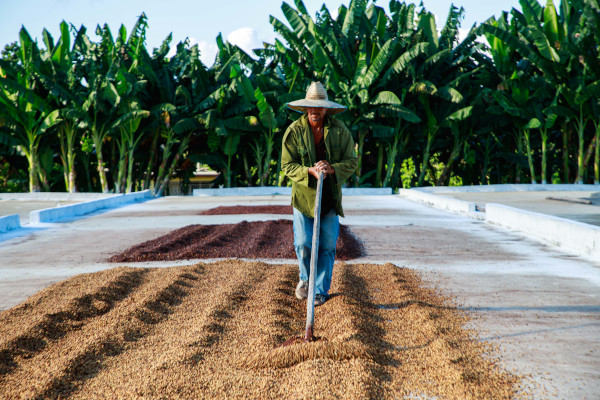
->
<box><xmin>293</xmin><ymin>208</ymin><xmax>339</xmax><ymax>296</ymax></box>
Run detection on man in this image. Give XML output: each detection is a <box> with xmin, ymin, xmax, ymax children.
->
<box><xmin>281</xmin><ymin>81</ymin><xmax>358</xmax><ymax>306</ymax></box>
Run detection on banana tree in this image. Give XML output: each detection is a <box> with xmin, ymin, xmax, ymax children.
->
<box><xmin>78</xmin><ymin>78</ymin><xmax>121</xmax><ymax>192</ymax></box>
<box><xmin>143</xmin><ymin>38</ymin><xmax>213</xmax><ymax>194</ymax></box>
<box><xmin>370</xmin><ymin>90</ymin><xmax>421</xmax><ymax>188</ymax></box>
<box><xmin>195</xmin><ymin>79</ymin><xmax>259</xmax><ymax>188</ymax></box>
<box><xmin>483</xmin><ymin>0</ymin><xmax>600</xmax><ymax>183</ymax></box>
<box><xmin>563</xmin><ymin>78</ymin><xmax>600</xmax><ymax>184</ymax></box>
<box><xmin>251</xmin><ymin>86</ymin><xmax>278</xmax><ymax>186</ymax></box>
<box><xmin>57</xmin><ymin>117</ymin><xmax>78</xmax><ymax>192</ymax></box>
<box><xmin>0</xmin><ymin>81</ymin><xmax>60</xmax><ymax>192</ymax></box>
<box><xmin>394</xmin><ymin>5</ymin><xmax>483</xmax><ymax>187</ymax></box>
<box><xmin>435</xmin><ymin>106</ymin><xmax>474</xmax><ymax>186</ymax></box>
<box><xmin>489</xmin><ymin>84</ymin><xmax>540</xmax><ymax>183</ymax></box>
<box><xmin>111</xmin><ymin>106</ymin><xmax>150</xmax><ymax>193</ymax></box>
<box><xmin>70</xmin><ymin>24</ymin><xmax>127</xmax><ymax>192</ymax></box>
<box><xmin>153</xmin><ymin>107</ymin><xmax>197</xmax><ymax>197</ymax></box>
<box><xmin>0</xmin><ymin>27</ymin><xmax>63</xmax><ymax>192</ymax></box>
<box><xmin>38</xmin><ymin>22</ymin><xmax>91</xmax><ymax>193</ymax></box>
<box><xmin>535</xmin><ymin>104</ymin><xmax>560</xmax><ymax>184</ymax></box>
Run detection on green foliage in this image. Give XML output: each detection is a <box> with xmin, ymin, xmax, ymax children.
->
<box><xmin>400</xmin><ymin>157</ymin><xmax>416</xmax><ymax>189</ymax></box>
<box><xmin>1</xmin><ymin>0</ymin><xmax>600</xmax><ymax>193</ymax></box>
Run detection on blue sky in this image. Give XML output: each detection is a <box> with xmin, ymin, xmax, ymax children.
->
<box><xmin>1</xmin><ymin>0</ymin><xmax>522</xmax><ymax>65</ymax></box>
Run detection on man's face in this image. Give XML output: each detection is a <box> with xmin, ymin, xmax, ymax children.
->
<box><xmin>306</xmin><ymin>107</ymin><xmax>327</xmax><ymax>125</ymax></box>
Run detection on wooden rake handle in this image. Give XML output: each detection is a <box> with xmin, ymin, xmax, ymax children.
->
<box><xmin>305</xmin><ymin>170</ymin><xmax>324</xmax><ymax>342</ymax></box>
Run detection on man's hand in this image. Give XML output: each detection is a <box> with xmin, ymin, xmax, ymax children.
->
<box><xmin>308</xmin><ymin>161</ymin><xmax>335</xmax><ymax>179</ymax></box>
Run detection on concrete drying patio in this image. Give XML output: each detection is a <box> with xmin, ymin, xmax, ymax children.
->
<box><xmin>0</xmin><ymin>188</ymin><xmax>599</xmax><ymax>399</ymax></box>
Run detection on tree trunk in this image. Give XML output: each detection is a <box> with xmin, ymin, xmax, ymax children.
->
<box><xmin>562</xmin><ymin>123</ymin><xmax>570</xmax><ymax>184</ymax></box>
<box><xmin>540</xmin><ymin>129</ymin><xmax>548</xmax><ymax>185</ymax></box>
<box><xmin>481</xmin><ymin>137</ymin><xmax>491</xmax><ymax>185</ymax></box>
<box><xmin>417</xmin><ymin>133</ymin><xmax>435</xmax><ymax>187</ymax></box>
<box><xmin>115</xmin><ymin>152</ymin><xmax>127</xmax><ymax>193</ymax></box>
<box><xmin>524</xmin><ymin>129</ymin><xmax>536</xmax><ymax>184</ymax></box>
<box><xmin>60</xmin><ymin>137</ymin><xmax>69</xmax><ymax>192</ymax></box>
<box><xmin>575</xmin><ymin>110</ymin><xmax>587</xmax><ymax>184</ymax></box>
<box><xmin>383</xmin><ymin>136</ymin><xmax>400</xmax><ymax>188</ymax></box>
<box><xmin>154</xmin><ymin>135</ymin><xmax>191</xmax><ymax>197</ymax></box>
<box><xmin>594</xmin><ymin>122</ymin><xmax>600</xmax><ymax>185</ymax></box>
<box><xmin>126</xmin><ymin>149</ymin><xmax>135</xmax><ymax>193</ymax></box>
<box><xmin>226</xmin><ymin>153</ymin><xmax>233</xmax><ymax>188</ymax></box>
<box><xmin>261</xmin><ymin>132</ymin><xmax>274</xmax><ymax>186</ymax></box>
<box><xmin>390</xmin><ymin>135</ymin><xmax>410</xmax><ymax>190</ymax></box>
<box><xmin>436</xmin><ymin>139</ymin><xmax>461</xmax><ymax>187</ymax></box>
<box><xmin>242</xmin><ymin>153</ymin><xmax>252</xmax><ymax>186</ymax></box>
<box><xmin>143</xmin><ymin>129</ymin><xmax>160</xmax><ymax>190</ymax></box>
<box><xmin>582</xmin><ymin>134</ymin><xmax>597</xmax><ymax>179</ymax></box>
<box><xmin>92</xmin><ymin>132</ymin><xmax>109</xmax><ymax>193</ymax></box>
<box><xmin>375</xmin><ymin>144</ymin><xmax>384</xmax><ymax>188</ymax></box>
<box><xmin>26</xmin><ymin>152</ymin><xmax>40</xmax><ymax>193</ymax></box>
<box><xmin>514</xmin><ymin>129</ymin><xmax>524</xmax><ymax>184</ymax></box>
<box><xmin>354</xmin><ymin>129</ymin><xmax>367</xmax><ymax>187</ymax></box>
<box><xmin>275</xmin><ymin>153</ymin><xmax>282</xmax><ymax>187</ymax></box>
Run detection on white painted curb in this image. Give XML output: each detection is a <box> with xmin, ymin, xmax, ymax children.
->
<box><xmin>416</xmin><ymin>183</ymin><xmax>599</xmax><ymax>193</ymax></box>
<box><xmin>29</xmin><ymin>190</ymin><xmax>153</xmax><ymax>223</ymax></box>
<box><xmin>0</xmin><ymin>193</ymin><xmax>116</xmax><ymax>201</ymax></box>
<box><xmin>398</xmin><ymin>188</ymin><xmax>478</xmax><ymax>216</ymax></box>
<box><xmin>193</xmin><ymin>187</ymin><xmax>393</xmax><ymax>196</ymax></box>
<box><xmin>486</xmin><ymin>203</ymin><xmax>600</xmax><ymax>260</ymax></box>
<box><xmin>0</xmin><ymin>214</ymin><xmax>20</xmax><ymax>232</ymax></box>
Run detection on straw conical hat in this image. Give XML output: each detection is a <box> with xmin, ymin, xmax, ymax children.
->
<box><xmin>286</xmin><ymin>82</ymin><xmax>346</xmax><ymax>115</ymax></box>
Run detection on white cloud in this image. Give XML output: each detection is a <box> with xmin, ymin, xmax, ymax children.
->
<box><xmin>165</xmin><ymin>37</ymin><xmax>218</xmax><ymax>67</ymax></box>
<box><xmin>164</xmin><ymin>28</ymin><xmax>269</xmax><ymax>67</ymax></box>
<box><xmin>458</xmin><ymin>27</ymin><xmax>469</xmax><ymax>43</ymax></box>
<box><xmin>196</xmin><ymin>39</ymin><xmax>219</xmax><ymax>66</ymax></box>
<box><xmin>166</xmin><ymin>45</ymin><xmax>177</xmax><ymax>59</ymax></box>
<box><xmin>227</xmin><ymin>27</ymin><xmax>260</xmax><ymax>57</ymax></box>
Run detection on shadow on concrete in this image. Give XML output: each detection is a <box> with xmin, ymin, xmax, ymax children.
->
<box><xmin>585</xmin><ymin>192</ymin><xmax>600</xmax><ymax>205</ymax></box>
<box><xmin>0</xmin><ymin>226</ymin><xmax>47</xmax><ymax>243</ymax></box>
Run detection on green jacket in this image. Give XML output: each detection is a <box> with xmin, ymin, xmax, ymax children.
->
<box><xmin>281</xmin><ymin>114</ymin><xmax>358</xmax><ymax>218</ymax></box>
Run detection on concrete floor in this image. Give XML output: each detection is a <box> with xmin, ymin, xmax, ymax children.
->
<box><xmin>0</xmin><ymin>194</ymin><xmax>599</xmax><ymax>399</ymax></box>
<box><xmin>439</xmin><ymin>190</ymin><xmax>600</xmax><ymax>227</ymax></box>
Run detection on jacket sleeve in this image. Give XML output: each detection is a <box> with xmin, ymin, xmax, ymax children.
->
<box><xmin>330</xmin><ymin>125</ymin><xmax>358</xmax><ymax>184</ymax></box>
<box><xmin>281</xmin><ymin>126</ymin><xmax>311</xmax><ymax>187</ymax></box>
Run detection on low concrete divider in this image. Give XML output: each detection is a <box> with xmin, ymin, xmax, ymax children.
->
<box><xmin>0</xmin><ymin>192</ymin><xmax>115</xmax><ymax>201</ymax></box>
<box><xmin>193</xmin><ymin>187</ymin><xmax>392</xmax><ymax>196</ymax></box>
<box><xmin>486</xmin><ymin>203</ymin><xmax>600</xmax><ymax>260</ymax></box>
<box><xmin>398</xmin><ymin>188</ymin><xmax>478</xmax><ymax>216</ymax></box>
<box><xmin>29</xmin><ymin>190</ymin><xmax>152</xmax><ymax>223</ymax></box>
<box><xmin>0</xmin><ymin>214</ymin><xmax>20</xmax><ymax>232</ymax></box>
<box><xmin>416</xmin><ymin>183</ymin><xmax>599</xmax><ymax>193</ymax></box>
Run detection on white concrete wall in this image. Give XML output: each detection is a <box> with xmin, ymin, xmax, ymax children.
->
<box><xmin>486</xmin><ymin>203</ymin><xmax>600</xmax><ymax>260</ymax></box>
<box><xmin>0</xmin><ymin>193</ymin><xmax>116</xmax><ymax>201</ymax></box>
<box><xmin>398</xmin><ymin>189</ymin><xmax>479</xmax><ymax>217</ymax></box>
<box><xmin>29</xmin><ymin>190</ymin><xmax>152</xmax><ymax>223</ymax></box>
<box><xmin>417</xmin><ymin>183</ymin><xmax>599</xmax><ymax>193</ymax></box>
<box><xmin>0</xmin><ymin>215</ymin><xmax>20</xmax><ymax>232</ymax></box>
